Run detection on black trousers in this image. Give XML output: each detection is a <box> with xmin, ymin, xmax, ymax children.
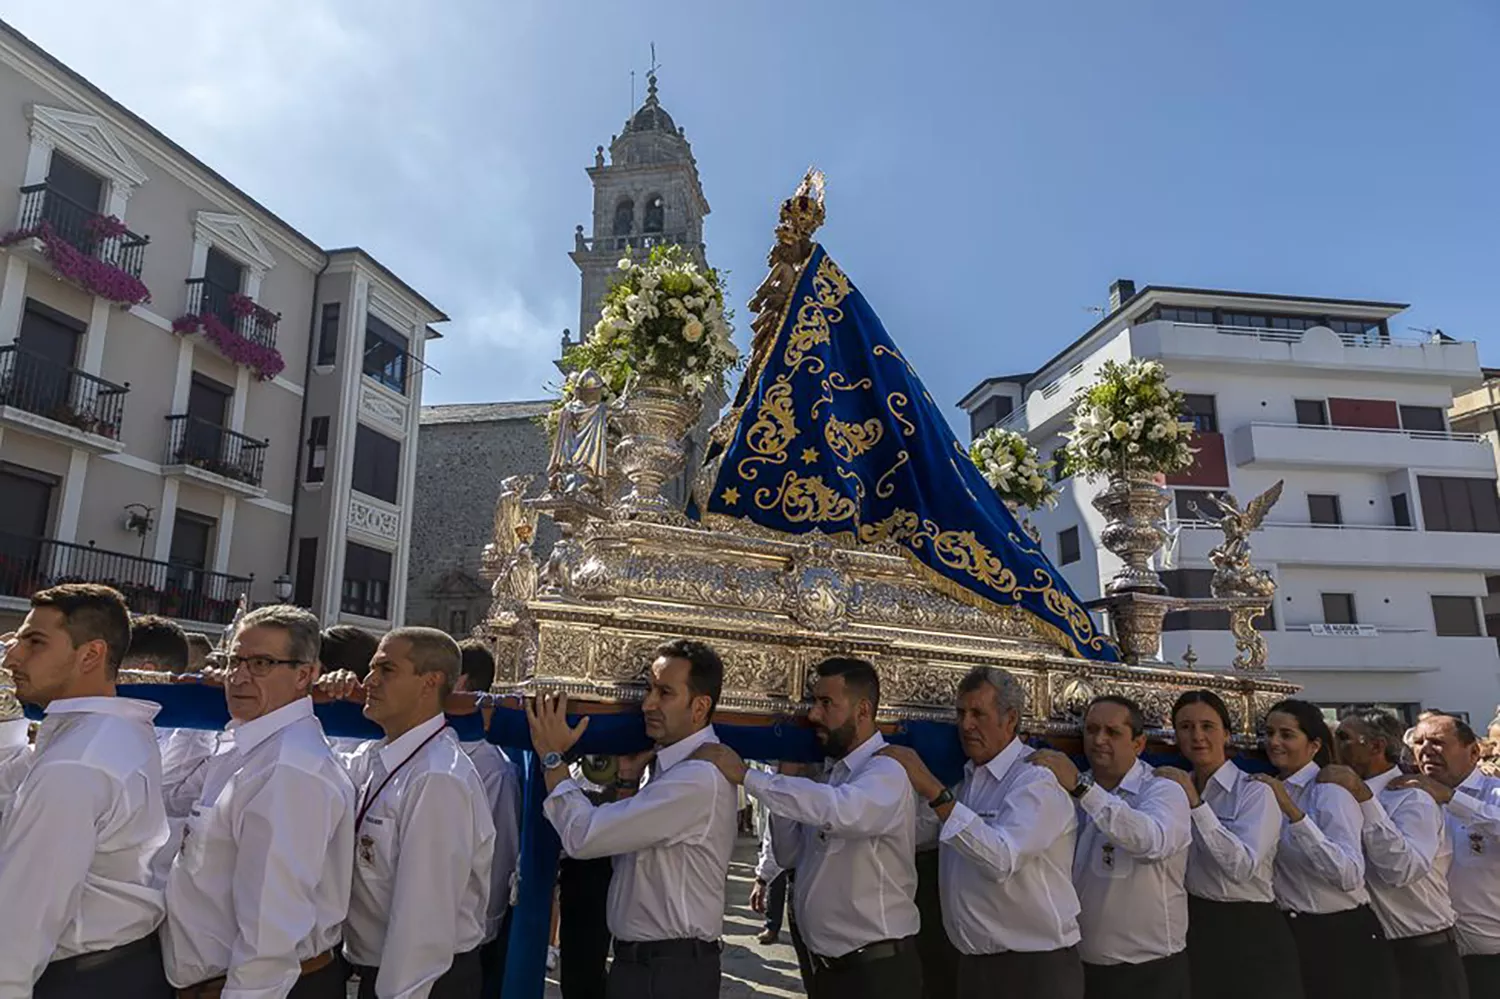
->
<box><xmin>783</xmin><ymin>871</ymin><xmax>814</xmax><ymax>993</ymax></box>
<box><xmin>480</xmin><ymin>907</ymin><xmax>513</xmax><ymax>998</ymax></box>
<box><xmin>605</xmin><ymin>940</ymin><xmax>721</xmax><ymax>999</ymax></box>
<box><xmin>286</xmin><ymin>956</ymin><xmax>349</xmax><ymax>999</ymax></box>
<box><xmin>1083</xmin><ymin>951</ymin><xmax>1190</xmax><ymax>999</ymax></box>
<box><xmin>355</xmin><ymin>947</ymin><xmax>482</xmax><ymax>999</ymax></box>
<box><xmin>34</xmin><ymin>935</ymin><xmax>171</xmax><ymax>999</ymax></box>
<box><xmin>559</xmin><ymin>855</ymin><xmax>614</xmax><ymax>999</ymax></box>
<box><xmin>762</xmin><ymin>870</ymin><xmax>789</xmax><ymax>934</ymax></box>
<box><xmin>1464</xmin><ymin>953</ymin><xmax>1500</xmax><ymax>998</ymax></box>
<box><xmin>1187</xmin><ymin>895</ymin><xmax>1302</xmax><ymax>999</ymax></box>
<box><xmin>955</xmin><ymin>947</ymin><xmax>1085</xmax><ymax>999</ymax></box>
<box><xmin>808</xmin><ymin>938</ymin><xmax>924</xmax><ymax>999</ymax></box>
<box><xmin>915</xmin><ymin>847</ymin><xmax>959</xmax><ymax>999</ymax></box>
<box><xmin>1389</xmin><ymin>931</ymin><xmax>1469</xmax><ymax>999</ymax></box>
<box><xmin>1285</xmin><ymin>905</ymin><xmax>1398</xmax><ymax>999</ymax></box>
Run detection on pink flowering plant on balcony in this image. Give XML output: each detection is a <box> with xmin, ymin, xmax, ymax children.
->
<box><xmin>172</xmin><ymin>311</ymin><xmax>286</xmax><ymax>380</ymax></box>
<box><xmin>0</xmin><ymin>220</ymin><xmax>150</xmax><ymax>307</ymax></box>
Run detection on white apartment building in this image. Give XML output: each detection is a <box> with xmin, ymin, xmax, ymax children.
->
<box><xmin>960</xmin><ymin>280</ymin><xmax>1500</xmax><ymax>723</ymax></box>
<box><xmin>0</xmin><ymin>20</ymin><xmax>442</xmax><ymax>634</ymax></box>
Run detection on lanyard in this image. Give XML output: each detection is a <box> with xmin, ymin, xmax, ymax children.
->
<box><xmin>356</xmin><ymin>726</ymin><xmax>445</xmax><ymax>833</ymax></box>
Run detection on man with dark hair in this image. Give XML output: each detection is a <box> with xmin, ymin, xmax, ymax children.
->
<box><xmin>0</xmin><ymin>584</ymin><xmax>172</xmax><ymax>997</ymax></box>
<box><xmin>162</xmin><ymin>604</ymin><xmax>356</xmax><ymax>998</ymax></box>
<box><xmin>341</xmin><ymin>626</ymin><xmax>495</xmax><ymax>999</ymax></box>
<box><xmin>1032</xmin><ymin>694</ymin><xmax>1192</xmax><ymax>999</ymax></box>
<box><xmin>122</xmin><ymin>615</ymin><xmax>191</xmax><ymax>674</ymax></box>
<box><xmin>528</xmin><ymin>637</ymin><xmax>735</xmax><ymax>999</ymax></box>
<box><xmin>696</xmin><ymin>656</ymin><xmax>922</xmax><ymax>999</ymax></box>
<box><xmin>453</xmin><ymin>638</ymin><xmax>521</xmax><ymax>994</ymax></box>
<box><xmin>320</xmin><ymin>625</ymin><xmax>380</xmax><ymax>680</ymax></box>
<box><xmin>1395</xmin><ymin>711</ymin><xmax>1500</xmax><ymax>996</ymax></box>
<box><xmin>1322</xmin><ymin>710</ymin><xmax>1465</xmax><ymax>999</ymax></box>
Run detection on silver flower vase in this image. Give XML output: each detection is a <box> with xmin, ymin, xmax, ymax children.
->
<box><xmin>1092</xmin><ymin>472</ymin><xmax>1171</xmax><ymax>595</ymax></box>
<box><xmin>614</xmin><ymin>374</ymin><xmax>702</xmax><ymax>522</ymax></box>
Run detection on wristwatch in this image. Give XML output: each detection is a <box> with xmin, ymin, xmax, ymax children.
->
<box><xmin>541</xmin><ymin>751</ymin><xmax>566</xmax><ymax>771</ymax></box>
<box><xmin>928</xmin><ymin>787</ymin><xmax>955</xmax><ymax>809</ymax></box>
<box><xmin>1069</xmin><ymin>779</ymin><xmax>1091</xmax><ymax>800</ymax></box>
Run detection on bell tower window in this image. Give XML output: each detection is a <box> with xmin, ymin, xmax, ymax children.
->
<box><xmin>613</xmin><ymin>199</ymin><xmax>634</xmax><ymax>236</ymax></box>
<box><xmin>643</xmin><ymin>194</ymin><xmax>664</xmax><ymax>234</ymax></box>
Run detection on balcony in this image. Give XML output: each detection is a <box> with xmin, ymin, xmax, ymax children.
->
<box><xmin>1162</xmin><ymin>628</ymin><xmax>1491</xmax><ymax>675</ymax></box>
<box><xmin>0</xmin><ymin>345</ymin><xmax>128</xmax><ymax>452</ymax></box>
<box><xmin>184</xmin><ymin>277</ymin><xmax>280</xmax><ymax>351</ymax></box>
<box><xmin>12</xmin><ymin>182</ymin><xmax>149</xmax><ymax>279</ymax></box>
<box><xmin>573</xmin><ymin>230</ymin><xmax>697</xmax><ymax>255</ymax></box>
<box><xmin>0</xmin><ymin>531</ymin><xmax>249</xmax><ymax>625</ymax></box>
<box><xmin>1176</xmin><ymin>520</ymin><xmax>1500</xmax><ymax>572</ymax></box>
<box><xmin>163</xmin><ymin>414</ymin><xmax>268</xmax><ymax>495</ymax></box>
<box><xmin>1229</xmin><ymin>422</ymin><xmax>1494</xmax><ymax>474</ymax></box>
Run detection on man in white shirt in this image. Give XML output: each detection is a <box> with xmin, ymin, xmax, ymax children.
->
<box><xmin>453</xmin><ymin>639</ymin><xmax>521</xmax><ymax>994</ymax></box>
<box><xmin>1396</xmin><ymin>711</ymin><xmax>1500</xmax><ymax>998</ymax></box>
<box><xmin>1322</xmin><ymin>709</ymin><xmax>1464</xmax><ymax>999</ymax></box>
<box><xmin>696</xmin><ymin>656</ymin><xmax>922</xmax><ymax>999</ymax></box>
<box><xmin>0</xmin><ymin>583</ymin><xmax>171</xmax><ymax>998</ymax></box>
<box><xmin>882</xmin><ymin>666</ymin><xmax>1085</xmax><ymax>999</ymax></box>
<box><xmin>1032</xmin><ymin>695</ymin><xmax>1191</xmax><ymax>999</ymax></box>
<box><xmin>341</xmin><ymin>627</ymin><xmax>495</xmax><ymax>999</ymax></box>
<box><xmin>529</xmin><ymin>638</ymin><xmax>736</xmax><ymax>999</ymax></box>
<box><xmin>162</xmin><ymin>604</ymin><xmax>357</xmax><ymax>999</ymax></box>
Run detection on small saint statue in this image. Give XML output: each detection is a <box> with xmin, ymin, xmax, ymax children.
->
<box><xmin>547</xmin><ymin>368</ymin><xmax>612</xmax><ymax>500</ymax></box>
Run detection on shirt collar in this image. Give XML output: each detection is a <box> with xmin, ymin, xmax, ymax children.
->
<box><xmin>1208</xmin><ymin>760</ymin><xmax>1241</xmax><ymax>795</ymax></box>
<box><xmin>1116</xmin><ymin>757</ymin><xmax>1150</xmax><ymax>795</ymax></box>
<box><xmin>378</xmin><ymin>712</ymin><xmax>447</xmax><ymax>772</ymax></box>
<box><xmin>1284</xmin><ymin>761</ymin><xmax>1319</xmax><ymax>788</ymax></box>
<box><xmin>227</xmin><ymin>697</ymin><xmax>313</xmax><ymax>754</ymax></box>
<box><xmin>45</xmin><ymin>696</ymin><xmax>160</xmax><ymax>724</ymax></box>
<box><xmin>1459</xmin><ymin>766</ymin><xmax>1486</xmax><ymax>793</ymax></box>
<box><xmin>968</xmin><ymin>735</ymin><xmax>1026</xmax><ymax>783</ymax></box>
<box><xmin>655</xmin><ymin>724</ymin><xmax>718</xmax><ymax>774</ymax></box>
<box><xmin>832</xmin><ymin>730</ymin><xmax>887</xmax><ymax>776</ymax></box>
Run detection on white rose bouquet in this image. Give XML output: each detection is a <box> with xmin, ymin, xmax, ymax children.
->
<box><xmin>565</xmin><ymin>244</ymin><xmax>738</xmax><ymax>398</ymax></box>
<box><xmin>1064</xmin><ymin>358</ymin><xmax>1196</xmax><ymax>479</ymax></box>
<box><xmin>969</xmin><ymin>427</ymin><xmax>1057</xmax><ymax>510</ymax></box>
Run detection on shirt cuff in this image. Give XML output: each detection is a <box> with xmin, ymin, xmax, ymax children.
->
<box><xmin>1189</xmin><ymin>802</ymin><xmax>1223</xmax><ymax>833</ymax></box>
<box><xmin>939</xmin><ymin>800</ymin><xmax>979</xmax><ymax>842</ymax></box>
<box><xmin>1287</xmin><ymin>814</ymin><xmax>1322</xmax><ymax>845</ymax></box>
<box><xmin>1359</xmin><ymin>797</ymin><xmax>1389</xmax><ymax>827</ymax></box>
<box><xmin>743</xmin><ymin>768</ymin><xmax>772</xmax><ymax>797</ymax></box>
<box><xmin>1077</xmin><ymin>783</ymin><xmax>1108</xmax><ymax>816</ymax></box>
<box><xmin>0</xmin><ymin>718</ymin><xmax>29</xmax><ymax>748</ymax></box>
<box><xmin>545</xmin><ymin>778</ymin><xmax>582</xmax><ymax>802</ymax></box>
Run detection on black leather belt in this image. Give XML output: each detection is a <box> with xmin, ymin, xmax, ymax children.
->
<box><xmin>1396</xmin><ymin>927</ymin><xmax>1457</xmax><ymax>948</ymax></box>
<box><xmin>47</xmin><ymin>933</ymin><xmax>160</xmax><ymax>975</ymax></box>
<box><xmin>613</xmin><ymin>938</ymin><xmax>722</xmax><ymax>963</ymax></box>
<box><xmin>811</xmin><ymin>935</ymin><xmax>917</xmax><ymax>973</ymax></box>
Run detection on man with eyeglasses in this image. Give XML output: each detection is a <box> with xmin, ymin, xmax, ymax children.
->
<box><xmin>161</xmin><ymin>604</ymin><xmax>357</xmax><ymax>999</ymax></box>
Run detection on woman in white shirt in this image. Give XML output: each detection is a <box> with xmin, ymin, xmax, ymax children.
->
<box><xmin>1163</xmin><ymin>690</ymin><xmax>1300</xmax><ymax>999</ymax></box>
<box><xmin>1252</xmin><ymin>698</ymin><xmax>1397</xmax><ymax>999</ymax></box>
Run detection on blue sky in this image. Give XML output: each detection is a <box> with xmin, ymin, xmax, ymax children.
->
<box><xmin>8</xmin><ymin>1</ymin><xmax>1497</xmax><ymax>428</ymax></box>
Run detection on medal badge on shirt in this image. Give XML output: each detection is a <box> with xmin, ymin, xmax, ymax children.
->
<box><xmin>1101</xmin><ymin>842</ymin><xmax>1116</xmax><ymax>870</ymax></box>
<box><xmin>1474</xmin><ymin>832</ymin><xmax>1487</xmax><ymax>857</ymax></box>
<box><xmin>358</xmin><ymin>833</ymin><xmax>377</xmax><ymax>867</ymax></box>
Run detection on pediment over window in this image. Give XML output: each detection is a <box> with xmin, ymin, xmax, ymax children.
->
<box><xmin>29</xmin><ymin>104</ymin><xmax>148</xmax><ymax>189</ymax></box>
<box><xmin>194</xmin><ymin>212</ymin><xmax>276</xmax><ymax>272</ymax></box>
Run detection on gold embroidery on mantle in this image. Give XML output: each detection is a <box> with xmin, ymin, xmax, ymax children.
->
<box><xmin>755</xmin><ymin>470</ymin><xmax>859</xmax><ymax>525</ymax></box>
<box><xmin>736</xmin><ymin>377</ymin><xmax>797</xmax><ymax>481</ymax></box>
<box><xmin>825</xmin><ymin>416</ymin><xmax>884</xmax><ymax>463</ymax></box>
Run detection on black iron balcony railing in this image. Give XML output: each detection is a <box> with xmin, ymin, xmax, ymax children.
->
<box><xmin>184</xmin><ymin>278</ymin><xmax>280</xmax><ymax>351</ymax></box>
<box><xmin>165</xmin><ymin>414</ymin><xmax>268</xmax><ymax>488</ymax></box>
<box><xmin>0</xmin><ymin>531</ymin><xmax>250</xmax><ymax>624</ymax></box>
<box><xmin>16</xmin><ymin>183</ymin><xmax>150</xmax><ymax>278</ymax></box>
<box><xmin>0</xmin><ymin>345</ymin><xmax>128</xmax><ymax>439</ymax></box>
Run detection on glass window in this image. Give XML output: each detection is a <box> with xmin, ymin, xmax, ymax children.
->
<box><xmin>363</xmin><ymin>314</ymin><xmax>409</xmax><ymax>395</ymax></box>
<box><xmin>1432</xmin><ymin>595</ymin><xmax>1481</xmax><ymax>637</ymax></box>
<box><xmin>305</xmin><ymin>416</ymin><xmax>329</xmax><ymax>483</ymax></box>
<box><xmin>969</xmin><ymin>395</ymin><xmax>1014</xmax><ymax>437</ymax></box>
<box><xmin>1294</xmin><ymin>399</ymin><xmax>1328</xmax><ymax>426</ymax></box>
<box><xmin>1161</xmin><ymin>569</ymin><xmax>1230</xmax><ymax>631</ymax></box>
<box><xmin>1417</xmin><ymin>476</ymin><xmax>1500</xmax><ymax>533</ymax></box>
<box><xmin>1392</xmin><ymin>493</ymin><xmax>1411</xmax><ymax>528</ymax></box>
<box><xmin>1181</xmin><ymin>394</ymin><xmax>1218</xmax><ymax>433</ymax></box>
<box><xmin>316</xmin><ymin>303</ymin><xmax>340</xmax><ymax>367</ymax></box>
<box><xmin>352</xmin><ymin>425</ymin><xmax>401</xmax><ymax>504</ymax></box>
<box><xmin>1051</xmin><ymin>444</ymin><xmax>1071</xmax><ymax>482</ymax></box>
<box><xmin>1399</xmin><ymin>406</ymin><xmax>1446</xmax><ymax>433</ymax></box>
<box><xmin>1322</xmin><ymin>593</ymin><xmax>1357</xmax><ymax>625</ymax></box>
<box><xmin>1308</xmin><ymin>494</ymin><xmax>1342</xmax><ymax>526</ymax></box>
<box><xmin>1058</xmin><ymin>527</ymin><xmax>1080</xmax><ymax>566</ymax></box>
<box><xmin>1174</xmin><ymin>489</ymin><xmax>1223</xmax><ymax>521</ymax></box>
<box><xmin>342</xmin><ymin>542</ymin><xmax>393</xmax><ymax>619</ymax></box>
<box><xmin>293</xmin><ymin>537</ymin><xmax>318</xmax><ymax>608</ymax></box>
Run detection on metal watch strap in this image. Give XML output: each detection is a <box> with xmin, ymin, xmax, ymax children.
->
<box><xmin>928</xmin><ymin>787</ymin><xmax>955</xmax><ymax>809</ymax></box>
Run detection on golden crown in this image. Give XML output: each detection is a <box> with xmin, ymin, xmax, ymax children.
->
<box><xmin>777</xmin><ymin>168</ymin><xmax>826</xmax><ymax>241</ymax></box>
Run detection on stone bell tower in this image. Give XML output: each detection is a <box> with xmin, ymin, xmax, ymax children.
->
<box><xmin>567</xmin><ymin>72</ymin><xmax>722</xmax><ymax>507</ymax></box>
<box><xmin>569</xmin><ymin>72</ymin><xmax>711</xmax><ymax>340</ymax></box>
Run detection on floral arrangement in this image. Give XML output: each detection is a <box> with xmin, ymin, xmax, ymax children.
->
<box><xmin>228</xmin><ymin>292</ymin><xmax>281</xmax><ymax>333</ymax></box>
<box><xmin>0</xmin><ymin>220</ymin><xmax>150</xmax><ymax>307</ymax></box>
<box><xmin>173</xmin><ymin>311</ymin><xmax>287</xmax><ymax>380</ymax></box>
<box><xmin>969</xmin><ymin>427</ymin><xmax>1057</xmax><ymax>510</ymax></box>
<box><xmin>567</xmin><ymin>244</ymin><xmax>738</xmax><ymax>398</ymax></box>
<box><xmin>1064</xmin><ymin>358</ymin><xmax>1196</xmax><ymax>480</ymax></box>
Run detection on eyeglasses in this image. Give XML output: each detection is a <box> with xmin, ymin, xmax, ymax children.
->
<box><xmin>220</xmin><ymin>654</ymin><xmax>310</xmax><ymax>677</ymax></box>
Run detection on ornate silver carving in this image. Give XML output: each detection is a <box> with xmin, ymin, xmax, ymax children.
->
<box><xmin>613</xmin><ymin>375</ymin><xmax>702</xmax><ymax>523</ymax></box>
<box><xmin>1197</xmin><ymin>480</ymin><xmax>1283</xmax><ymax>600</ymax></box>
<box><xmin>1093</xmin><ymin>473</ymin><xmax>1171</xmax><ymax>595</ymax></box>
<box><xmin>784</xmin><ymin>541</ymin><xmax>850</xmax><ymax>632</ymax></box>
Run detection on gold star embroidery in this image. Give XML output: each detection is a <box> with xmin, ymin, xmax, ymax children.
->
<box><xmin>801</xmin><ymin>448</ymin><xmax>821</xmax><ymax>464</ymax></box>
<box><xmin>721</xmin><ymin>487</ymin><xmax>740</xmax><ymax>505</ymax></box>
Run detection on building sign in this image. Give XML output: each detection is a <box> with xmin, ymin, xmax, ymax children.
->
<box><xmin>1310</xmin><ymin>623</ymin><xmax>1379</xmax><ymax>638</ymax></box>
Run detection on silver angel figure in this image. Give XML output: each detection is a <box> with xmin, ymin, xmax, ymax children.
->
<box><xmin>1192</xmin><ymin>480</ymin><xmax>1283</xmax><ymax>599</ymax></box>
